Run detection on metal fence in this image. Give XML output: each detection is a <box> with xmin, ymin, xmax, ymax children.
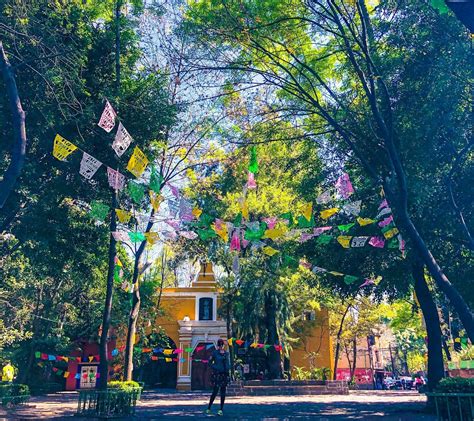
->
<box><xmin>76</xmin><ymin>388</ymin><xmax>142</xmax><ymax>418</ymax></box>
<box><xmin>426</xmin><ymin>393</ymin><xmax>474</xmax><ymax>421</ymax></box>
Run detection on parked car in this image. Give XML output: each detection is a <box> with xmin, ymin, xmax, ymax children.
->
<box><xmin>398</xmin><ymin>376</ymin><xmax>414</xmax><ymax>390</ymax></box>
<box><xmin>383</xmin><ymin>377</ymin><xmax>397</xmax><ymax>390</ymax></box>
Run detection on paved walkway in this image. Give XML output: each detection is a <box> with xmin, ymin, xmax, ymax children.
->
<box><xmin>1</xmin><ymin>389</ymin><xmax>436</xmax><ymax>420</ymax></box>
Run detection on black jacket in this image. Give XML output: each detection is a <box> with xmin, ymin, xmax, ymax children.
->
<box><xmin>210</xmin><ymin>349</ymin><xmax>230</xmax><ymax>374</ymax></box>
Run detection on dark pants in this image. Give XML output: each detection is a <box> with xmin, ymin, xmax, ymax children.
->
<box><xmin>208</xmin><ymin>385</ymin><xmax>226</xmax><ymax>410</ymax></box>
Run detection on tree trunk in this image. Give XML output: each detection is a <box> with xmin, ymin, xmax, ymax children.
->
<box><xmin>0</xmin><ymin>41</ymin><xmax>27</xmax><ymax>208</ymax></box>
<box><xmin>412</xmin><ymin>261</ymin><xmax>444</xmax><ymax>392</ymax></box>
<box><xmin>350</xmin><ymin>337</ymin><xmax>357</xmax><ymax>379</ymax></box>
<box><xmin>98</xmin><ymin>192</ymin><xmax>117</xmax><ymax>389</ymax></box>
<box><xmin>333</xmin><ymin>304</ymin><xmax>351</xmax><ymax>380</ymax></box>
<box><xmin>400</xmin><ymin>210</ymin><xmax>474</xmax><ymax>343</ymax></box>
<box><xmin>264</xmin><ymin>290</ymin><xmax>281</xmax><ymax>379</ymax></box>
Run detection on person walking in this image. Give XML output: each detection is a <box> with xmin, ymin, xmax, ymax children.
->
<box><xmin>205</xmin><ymin>339</ymin><xmax>230</xmax><ymax>416</ymax></box>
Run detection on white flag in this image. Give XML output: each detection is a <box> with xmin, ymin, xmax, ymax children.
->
<box><xmin>342</xmin><ymin>200</ymin><xmax>362</xmax><ymax>216</ymax></box>
<box><xmin>316</xmin><ymin>190</ymin><xmax>332</xmax><ymax>204</ymax></box>
<box><xmin>112</xmin><ymin>122</ymin><xmax>133</xmax><ymax>157</ymax></box>
<box><xmin>351</xmin><ymin>236</ymin><xmax>369</xmax><ymax>247</ymax></box>
<box><xmin>79</xmin><ymin>152</ymin><xmax>102</xmax><ymax>179</ymax></box>
<box><xmin>112</xmin><ymin>231</ymin><xmax>130</xmax><ymax>242</ymax></box>
<box><xmin>377</xmin><ymin>207</ymin><xmax>392</xmax><ymax>219</ymax></box>
<box><xmin>107</xmin><ymin>167</ymin><xmax>126</xmax><ymax>191</ymax></box>
<box><xmin>98</xmin><ymin>100</ymin><xmax>116</xmax><ymax>133</ymax></box>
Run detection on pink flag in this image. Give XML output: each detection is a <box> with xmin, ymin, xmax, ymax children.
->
<box><xmin>378</xmin><ymin>215</ymin><xmax>394</xmax><ymax>228</ymax></box>
<box><xmin>98</xmin><ymin>100</ymin><xmax>116</xmax><ymax>133</ymax></box>
<box><xmin>378</xmin><ymin>199</ymin><xmax>388</xmax><ymax>210</ymax></box>
<box><xmin>299</xmin><ymin>232</ymin><xmax>315</xmax><ymax>243</ymax></box>
<box><xmin>112</xmin><ymin>231</ymin><xmax>129</xmax><ymax>242</ymax></box>
<box><xmin>263</xmin><ymin>216</ymin><xmax>278</xmax><ymax>229</ymax></box>
<box><xmin>168</xmin><ymin>183</ymin><xmax>180</xmax><ymax>198</ymax></box>
<box><xmin>335</xmin><ymin>173</ymin><xmax>354</xmax><ymax>199</ymax></box>
<box><xmin>359</xmin><ymin>278</ymin><xmax>375</xmax><ymax>288</ymax></box>
<box><xmin>241</xmin><ymin>234</ymin><xmax>249</xmax><ymax>248</ymax></box>
<box><xmin>173</xmin><ymin>349</ymin><xmax>183</xmax><ymax>354</ymax></box>
<box><xmin>107</xmin><ymin>167</ymin><xmax>126</xmax><ymax>191</ymax></box>
<box><xmin>230</xmin><ymin>230</ymin><xmax>241</xmax><ymax>251</ymax></box>
<box><xmin>369</xmin><ymin>236</ymin><xmax>385</xmax><ymax>248</ymax></box>
<box><xmin>247</xmin><ymin>172</ymin><xmax>257</xmax><ymax>189</ymax></box>
<box><xmin>313</xmin><ymin>226</ymin><xmax>332</xmax><ymax>236</ymax></box>
<box><xmin>166</xmin><ymin>219</ymin><xmax>180</xmax><ymax>230</ymax></box>
<box><xmin>179</xmin><ymin>231</ymin><xmax>198</xmax><ymax>240</ymax></box>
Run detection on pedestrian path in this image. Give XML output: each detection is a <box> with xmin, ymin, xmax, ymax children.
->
<box><xmin>1</xmin><ymin>389</ymin><xmax>437</xmax><ymax>420</ymax></box>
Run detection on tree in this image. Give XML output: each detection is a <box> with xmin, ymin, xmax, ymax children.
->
<box><xmin>182</xmin><ymin>0</ymin><xmax>474</xmax><ymax>340</ymax></box>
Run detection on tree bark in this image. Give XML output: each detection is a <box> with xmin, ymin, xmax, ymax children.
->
<box><xmin>98</xmin><ymin>192</ymin><xmax>117</xmax><ymax>389</ymax></box>
<box><xmin>350</xmin><ymin>337</ymin><xmax>357</xmax><ymax>380</ymax></box>
<box><xmin>0</xmin><ymin>41</ymin><xmax>27</xmax><ymax>208</ymax></box>
<box><xmin>333</xmin><ymin>304</ymin><xmax>351</xmax><ymax>380</ymax></box>
<box><xmin>412</xmin><ymin>260</ymin><xmax>444</xmax><ymax>392</ymax></box>
<box><xmin>264</xmin><ymin>290</ymin><xmax>281</xmax><ymax>379</ymax></box>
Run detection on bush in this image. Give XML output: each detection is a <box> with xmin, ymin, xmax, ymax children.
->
<box><xmin>435</xmin><ymin>377</ymin><xmax>474</xmax><ymax>393</ymax></box>
<box><xmin>108</xmin><ymin>380</ymin><xmax>140</xmax><ymax>391</ymax></box>
<box><xmin>0</xmin><ymin>383</ymin><xmax>30</xmax><ymax>406</ymax></box>
<box><xmin>433</xmin><ymin>377</ymin><xmax>474</xmax><ymax>420</ymax></box>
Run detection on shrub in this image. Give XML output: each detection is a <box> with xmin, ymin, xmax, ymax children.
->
<box><xmin>108</xmin><ymin>380</ymin><xmax>140</xmax><ymax>392</ymax></box>
<box><xmin>0</xmin><ymin>383</ymin><xmax>30</xmax><ymax>406</ymax></box>
<box><xmin>435</xmin><ymin>377</ymin><xmax>474</xmax><ymax>393</ymax></box>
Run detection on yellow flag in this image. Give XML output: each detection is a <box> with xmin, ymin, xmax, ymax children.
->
<box><xmin>144</xmin><ymin>232</ymin><xmax>160</xmax><ymax>245</ymax></box>
<box><xmin>250</xmin><ymin>342</ymin><xmax>258</xmax><ymax>348</ymax></box>
<box><xmin>241</xmin><ymin>199</ymin><xmax>249</xmax><ymax>220</ymax></box>
<box><xmin>165</xmin><ymin>358</ymin><xmax>172</xmax><ymax>362</ymax></box>
<box><xmin>320</xmin><ymin>208</ymin><xmax>339</xmax><ymax>219</ymax></box>
<box><xmin>228</xmin><ymin>338</ymin><xmax>233</xmax><ymax>346</ymax></box>
<box><xmin>192</xmin><ymin>207</ymin><xmax>203</xmax><ymax>218</ymax></box>
<box><xmin>149</xmin><ymin>191</ymin><xmax>163</xmax><ymax>212</ymax></box>
<box><xmin>212</xmin><ymin>222</ymin><xmax>228</xmax><ymax>242</ymax></box>
<box><xmin>337</xmin><ymin>235</ymin><xmax>352</xmax><ymax>248</ymax></box>
<box><xmin>63</xmin><ymin>371</ymin><xmax>70</xmax><ymax>378</ymax></box>
<box><xmin>383</xmin><ymin>227</ymin><xmax>399</xmax><ymax>239</ymax></box>
<box><xmin>53</xmin><ymin>134</ymin><xmax>77</xmax><ymax>161</ymax></box>
<box><xmin>163</xmin><ymin>349</ymin><xmax>173</xmax><ymax>355</ymax></box>
<box><xmin>115</xmin><ymin>209</ymin><xmax>132</xmax><ymax>223</ymax></box>
<box><xmin>263</xmin><ymin>227</ymin><xmax>286</xmax><ymax>240</ymax></box>
<box><xmin>357</xmin><ymin>217</ymin><xmax>375</xmax><ymax>226</ymax></box>
<box><xmin>126</xmin><ymin>146</ymin><xmax>149</xmax><ymax>178</ymax></box>
<box><xmin>302</xmin><ymin>202</ymin><xmax>313</xmax><ymax>221</ymax></box>
<box><xmin>263</xmin><ymin>246</ymin><xmax>279</xmax><ymax>256</ymax></box>
<box><xmin>329</xmin><ymin>271</ymin><xmax>344</xmax><ymax>277</ymax></box>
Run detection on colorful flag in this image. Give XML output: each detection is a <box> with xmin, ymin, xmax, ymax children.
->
<box><xmin>302</xmin><ymin>202</ymin><xmax>313</xmax><ymax>222</ymax></box>
<box><xmin>79</xmin><ymin>152</ymin><xmax>102</xmax><ymax>179</ymax></box>
<box><xmin>344</xmin><ymin>275</ymin><xmax>359</xmax><ymax>285</ymax></box>
<box><xmin>357</xmin><ymin>217</ymin><xmax>375</xmax><ymax>226</ymax></box>
<box><xmin>192</xmin><ymin>207</ymin><xmax>203</xmax><ymax>219</ymax></box>
<box><xmin>337</xmin><ymin>223</ymin><xmax>355</xmax><ymax>232</ymax></box>
<box><xmin>378</xmin><ymin>215</ymin><xmax>394</xmax><ymax>228</ymax></box>
<box><xmin>342</xmin><ymin>200</ymin><xmax>361</xmax><ymax>216</ymax></box>
<box><xmin>127</xmin><ymin>181</ymin><xmax>145</xmax><ymax>204</ymax></box>
<box><xmin>377</xmin><ymin>207</ymin><xmax>392</xmax><ymax>218</ymax></box>
<box><xmin>262</xmin><ymin>216</ymin><xmax>278</xmax><ymax>229</ymax></box>
<box><xmin>107</xmin><ymin>167</ymin><xmax>126</xmax><ymax>191</ymax></box>
<box><xmin>351</xmin><ymin>236</ymin><xmax>369</xmax><ymax>247</ymax></box>
<box><xmin>335</xmin><ymin>173</ymin><xmax>354</xmax><ymax>199</ymax></box>
<box><xmin>312</xmin><ymin>266</ymin><xmax>327</xmax><ymax>274</ymax></box>
<box><xmin>144</xmin><ymin>232</ymin><xmax>160</xmax><ymax>245</ymax></box>
<box><xmin>97</xmin><ymin>100</ymin><xmax>116</xmax><ymax>132</ymax></box>
<box><xmin>112</xmin><ymin>122</ymin><xmax>133</xmax><ymax>157</ymax></box>
<box><xmin>149</xmin><ymin>191</ymin><xmax>163</xmax><ymax>212</ymax></box>
<box><xmin>52</xmin><ymin>134</ymin><xmax>77</xmax><ymax>161</ymax></box>
<box><xmin>263</xmin><ymin>246</ymin><xmax>279</xmax><ymax>256</ymax></box>
<box><xmin>316</xmin><ymin>190</ymin><xmax>332</xmax><ymax>204</ymax></box>
<box><xmin>369</xmin><ymin>236</ymin><xmax>385</xmax><ymax>248</ymax></box>
<box><xmin>263</xmin><ymin>227</ymin><xmax>286</xmax><ymax>240</ymax></box>
<box><xmin>90</xmin><ymin>201</ymin><xmax>109</xmax><ymax>221</ymax></box>
<box><xmin>320</xmin><ymin>208</ymin><xmax>339</xmax><ymax>219</ymax></box>
<box><xmin>127</xmin><ymin>146</ymin><xmax>149</xmax><ymax>178</ymax></box>
<box><xmin>179</xmin><ymin>231</ymin><xmax>198</xmax><ymax>240</ymax></box>
<box><xmin>115</xmin><ymin>209</ymin><xmax>132</xmax><ymax>224</ymax></box>
<box><xmin>230</xmin><ymin>230</ymin><xmax>241</xmax><ymax>251</ymax></box>
<box><xmin>337</xmin><ymin>235</ymin><xmax>352</xmax><ymax>248</ymax></box>
<box><xmin>317</xmin><ymin>234</ymin><xmax>332</xmax><ymax>244</ymax></box>
<box><xmin>248</xmin><ymin>146</ymin><xmax>258</xmax><ymax>173</ymax></box>
<box><xmin>313</xmin><ymin>226</ymin><xmax>332</xmax><ymax>236</ymax></box>
<box><xmin>383</xmin><ymin>227</ymin><xmax>399</xmax><ymax>239</ymax></box>
<box><xmin>168</xmin><ymin>183</ymin><xmax>180</xmax><ymax>198</ymax></box>
<box><xmin>378</xmin><ymin>199</ymin><xmax>388</xmax><ymax>210</ymax></box>
<box><xmin>247</xmin><ymin>172</ymin><xmax>257</xmax><ymax>189</ymax></box>
<box><xmin>149</xmin><ymin>166</ymin><xmax>162</xmax><ymax>193</ymax></box>
<box><xmin>129</xmin><ymin>232</ymin><xmax>146</xmax><ymax>243</ymax></box>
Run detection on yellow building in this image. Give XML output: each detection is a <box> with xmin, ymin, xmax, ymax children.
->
<box><xmin>156</xmin><ymin>262</ymin><xmax>333</xmax><ymax>390</ymax></box>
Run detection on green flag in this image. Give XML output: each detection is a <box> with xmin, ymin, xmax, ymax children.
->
<box><xmin>128</xmin><ymin>231</ymin><xmax>146</xmax><ymax>243</ymax></box>
<box><xmin>248</xmin><ymin>146</ymin><xmax>258</xmax><ymax>174</ymax></box>
<box><xmin>244</xmin><ymin>222</ymin><xmax>267</xmax><ymax>241</ymax></box>
<box><xmin>344</xmin><ymin>275</ymin><xmax>359</xmax><ymax>285</ymax></box>
<box><xmin>338</xmin><ymin>223</ymin><xmax>355</xmax><ymax>232</ymax></box>
<box><xmin>90</xmin><ymin>201</ymin><xmax>109</xmax><ymax>221</ymax></box>
<box><xmin>198</xmin><ymin>229</ymin><xmax>217</xmax><ymax>241</ymax></box>
<box><xmin>128</xmin><ymin>181</ymin><xmax>145</xmax><ymax>204</ymax></box>
<box><xmin>280</xmin><ymin>212</ymin><xmax>294</xmax><ymax>227</ymax></box>
<box><xmin>233</xmin><ymin>212</ymin><xmax>242</xmax><ymax>227</ymax></box>
<box><xmin>317</xmin><ymin>235</ymin><xmax>332</xmax><ymax>245</ymax></box>
<box><xmin>149</xmin><ymin>166</ymin><xmax>163</xmax><ymax>193</ymax></box>
<box><xmin>297</xmin><ymin>214</ymin><xmax>315</xmax><ymax>229</ymax></box>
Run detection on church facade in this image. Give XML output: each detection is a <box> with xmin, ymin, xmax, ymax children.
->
<box><xmin>156</xmin><ymin>262</ymin><xmax>333</xmax><ymax>390</ymax></box>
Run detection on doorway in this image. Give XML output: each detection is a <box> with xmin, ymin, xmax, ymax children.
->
<box><xmin>191</xmin><ymin>342</ymin><xmax>215</xmax><ymax>390</ymax></box>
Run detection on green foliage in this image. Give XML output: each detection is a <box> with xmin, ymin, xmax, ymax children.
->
<box><xmin>0</xmin><ymin>383</ymin><xmax>30</xmax><ymax>406</ymax></box>
<box><xmin>435</xmin><ymin>377</ymin><xmax>474</xmax><ymax>393</ymax></box>
<box><xmin>291</xmin><ymin>366</ymin><xmax>331</xmax><ymax>381</ymax></box>
<box><xmin>108</xmin><ymin>380</ymin><xmax>141</xmax><ymax>391</ymax></box>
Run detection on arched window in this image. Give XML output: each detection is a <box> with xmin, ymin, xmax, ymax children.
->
<box><xmin>199</xmin><ymin>297</ymin><xmax>213</xmax><ymax>321</ymax></box>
